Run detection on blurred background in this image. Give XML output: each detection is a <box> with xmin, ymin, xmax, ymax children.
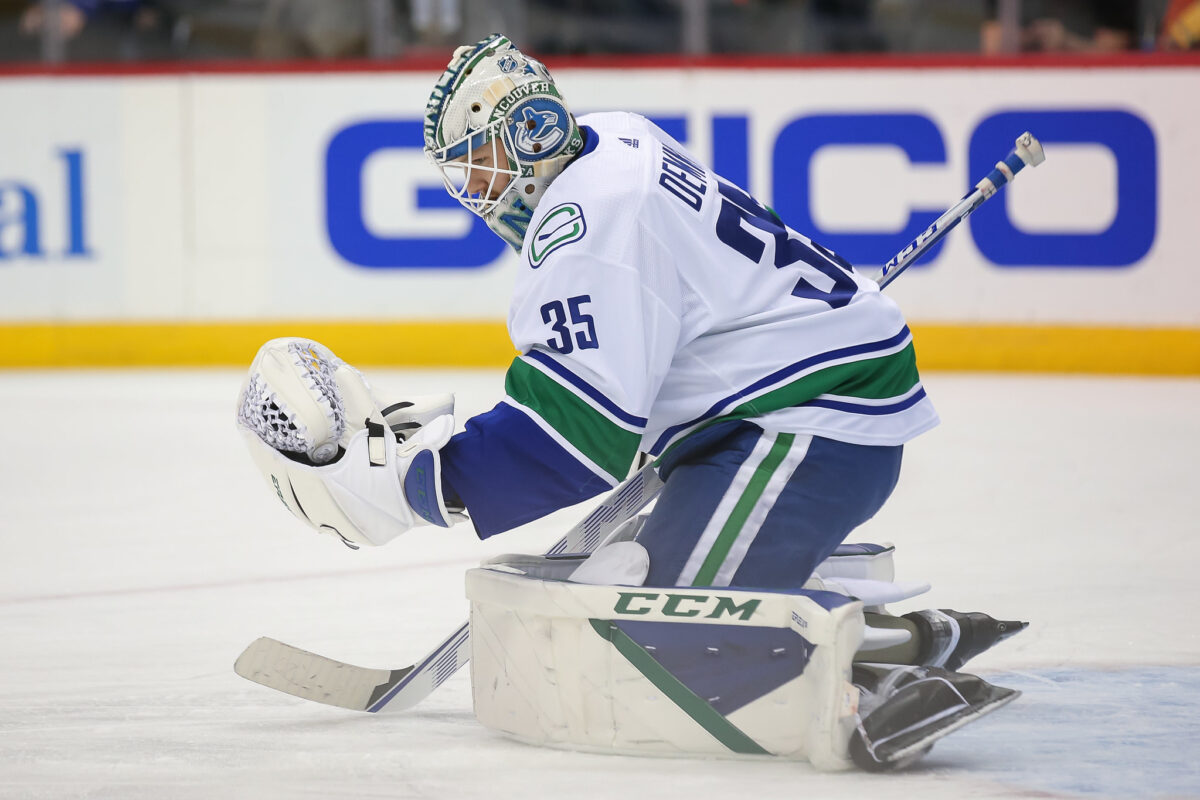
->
<box><xmin>1</xmin><ymin>0</ymin><xmax>1197</xmax><ymax>64</ymax></box>
<box><xmin>0</xmin><ymin>1</ymin><xmax>1197</xmax><ymax>375</ymax></box>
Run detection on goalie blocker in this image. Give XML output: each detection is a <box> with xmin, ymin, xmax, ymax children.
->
<box><xmin>467</xmin><ymin>546</ymin><xmax>1019</xmax><ymax>771</ymax></box>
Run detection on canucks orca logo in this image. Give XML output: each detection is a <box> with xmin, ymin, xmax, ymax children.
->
<box><xmin>510</xmin><ymin>99</ymin><xmax>568</xmax><ymax>161</ymax></box>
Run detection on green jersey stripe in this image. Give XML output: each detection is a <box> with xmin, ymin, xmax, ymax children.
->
<box><xmin>505</xmin><ymin>358</ymin><xmax>641</xmax><ymax>482</ymax></box>
<box><xmin>661</xmin><ymin>343</ymin><xmax>921</xmax><ymax>461</ymax></box>
<box><xmin>811</xmin><ymin>340</ymin><xmax>923</xmax><ymax>401</ymax></box>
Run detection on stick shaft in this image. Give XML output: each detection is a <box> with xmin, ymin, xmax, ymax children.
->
<box><xmin>867</xmin><ymin>131</ymin><xmax>1044</xmax><ymax>289</ymax></box>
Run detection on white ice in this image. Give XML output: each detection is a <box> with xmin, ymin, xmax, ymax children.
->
<box><xmin>2</xmin><ymin>369</ymin><xmax>1198</xmax><ymax>799</ymax></box>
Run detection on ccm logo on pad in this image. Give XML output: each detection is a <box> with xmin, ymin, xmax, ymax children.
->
<box><xmin>613</xmin><ymin>591</ymin><xmax>761</xmax><ymax>620</ymax></box>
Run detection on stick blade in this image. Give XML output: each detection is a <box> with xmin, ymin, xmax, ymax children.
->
<box><xmin>234</xmin><ymin>637</ymin><xmax>410</xmax><ymax>712</ymax></box>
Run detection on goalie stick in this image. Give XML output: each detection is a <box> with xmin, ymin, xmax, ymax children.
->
<box><xmin>865</xmin><ymin>131</ymin><xmax>1045</xmax><ymax>289</ymax></box>
<box><xmin>234</xmin><ymin>461</ymin><xmax>665</xmax><ymax>712</ymax></box>
<box><xmin>235</xmin><ymin>132</ymin><xmax>1046</xmax><ymax>715</ymax></box>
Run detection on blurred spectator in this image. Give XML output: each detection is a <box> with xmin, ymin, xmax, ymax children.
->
<box><xmin>981</xmin><ymin>0</ymin><xmax>1137</xmax><ymax>53</ymax></box>
<box><xmin>1160</xmin><ymin>0</ymin><xmax>1200</xmax><ymax>48</ymax></box>
<box><xmin>3</xmin><ymin>0</ymin><xmax>1189</xmax><ymax>62</ymax></box>
<box><xmin>254</xmin><ymin>0</ymin><xmax>370</xmax><ymax>59</ymax></box>
<box><xmin>709</xmin><ymin>0</ymin><xmax>886</xmax><ymax>55</ymax></box>
<box><xmin>808</xmin><ymin>0</ymin><xmax>887</xmax><ymax>52</ymax></box>
<box><xmin>20</xmin><ymin>0</ymin><xmax>162</xmax><ymax>40</ymax></box>
<box><xmin>18</xmin><ymin>0</ymin><xmax>175</xmax><ymax>59</ymax></box>
<box><xmin>410</xmin><ymin>0</ymin><xmax>460</xmax><ymax>48</ymax></box>
<box><xmin>526</xmin><ymin>0</ymin><xmax>679</xmax><ymax>54</ymax></box>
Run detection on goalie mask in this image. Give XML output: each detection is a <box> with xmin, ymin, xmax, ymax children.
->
<box><xmin>424</xmin><ymin>34</ymin><xmax>584</xmax><ymax>253</ymax></box>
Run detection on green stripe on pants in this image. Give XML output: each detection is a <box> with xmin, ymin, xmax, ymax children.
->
<box><xmin>691</xmin><ymin>432</ymin><xmax>795</xmax><ymax>586</ymax></box>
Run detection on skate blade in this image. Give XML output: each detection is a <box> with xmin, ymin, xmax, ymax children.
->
<box><xmin>882</xmin><ymin>684</ymin><xmax>1021</xmax><ymax>764</ymax></box>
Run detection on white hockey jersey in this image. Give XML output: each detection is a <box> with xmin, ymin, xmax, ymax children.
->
<box><xmin>440</xmin><ymin>111</ymin><xmax>938</xmax><ymax>536</ymax></box>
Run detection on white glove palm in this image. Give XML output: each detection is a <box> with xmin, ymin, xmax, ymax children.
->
<box><xmin>237</xmin><ymin>338</ymin><xmax>464</xmax><ymax>547</ymax></box>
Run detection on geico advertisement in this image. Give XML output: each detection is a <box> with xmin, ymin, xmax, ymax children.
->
<box><xmin>0</xmin><ymin>67</ymin><xmax>1194</xmax><ymax>325</ymax></box>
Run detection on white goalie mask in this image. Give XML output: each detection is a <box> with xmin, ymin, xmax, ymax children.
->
<box><xmin>424</xmin><ymin>34</ymin><xmax>584</xmax><ymax>252</ymax></box>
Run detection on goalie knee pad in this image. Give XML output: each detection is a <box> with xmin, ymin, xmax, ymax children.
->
<box><xmin>816</xmin><ymin>542</ymin><xmax>898</xmax><ymax>582</ymax></box>
<box><xmin>806</xmin><ymin>542</ymin><xmax>931</xmax><ymax>614</ymax></box>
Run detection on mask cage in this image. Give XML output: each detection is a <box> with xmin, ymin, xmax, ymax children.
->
<box><xmin>428</xmin><ymin>116</ymin><xmax>522</xmax><ymax>218</ymax></box>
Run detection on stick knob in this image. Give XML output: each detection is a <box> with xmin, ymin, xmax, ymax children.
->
<box><xmin>1014</xmin><ymin>132</ymin><xmax>1045</xmax><ymax>168</ymax></box>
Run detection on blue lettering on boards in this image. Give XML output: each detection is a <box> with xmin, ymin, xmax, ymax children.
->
<box><xmin>325</xmin><ymin>120</ymin><xmax>505</xmax><ymax>268</ymax></box>
<box><xmin>969</xmin><ymin>109</ymin><xmax>1156</xmax><ymax>268</ymax></box>
<box><xmin>770</xmin><ymin>112</ymin><xmax>949</xmax><ymax>268</ymax></box>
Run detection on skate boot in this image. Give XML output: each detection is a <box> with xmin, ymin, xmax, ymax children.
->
<box><xmin>903</xmin><ymin>609</ymin><xmax>1028</xmax><ymax>671</ymax></box>
<box><xmin>848</xmin><ymin>663</ymin><xmax>1021</xmax><ymax>771</ymax></box>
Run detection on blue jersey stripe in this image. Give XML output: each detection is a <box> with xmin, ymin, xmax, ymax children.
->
<box><xmin>650</xmin><ymin>327</ymin><xmax>913</xmax><ymax>452</ymax></box>
<box><xmin>525</xmin><ymin>350</ymin><xmax>649</xmax><ymax>428</ymax></box>
<box><xmin>803</xmin><ymin>387</ymin><xmax>928</xmax><ymax>415</ymax></box>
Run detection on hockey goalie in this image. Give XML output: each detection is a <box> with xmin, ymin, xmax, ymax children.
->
<box><xmin>234</xmin><ymin>33</ymin><xmax>1029</xmax><ymax>771</ymax></box>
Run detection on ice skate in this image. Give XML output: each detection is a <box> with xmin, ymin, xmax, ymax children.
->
<box><xmin>904</xmin><ymin>609</ymin><xmax>1028</xmax><ymax>671</ymax></box>
<box><xmin>848</xmin><ymin>663</ymin><xmax>1021</xmax><ymax>771</ymax></box>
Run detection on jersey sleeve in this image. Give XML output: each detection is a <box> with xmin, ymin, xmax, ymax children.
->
<box><xmin>441</xmin><ymin>189</ymin><xmax>682</xmax><ymax>538</ymax></box>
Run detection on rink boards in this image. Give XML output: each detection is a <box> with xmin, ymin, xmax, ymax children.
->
<box><xmin>0</xmin><ymin>56</ymin><xmax>1197</xmax><ymax>373</ymax></box>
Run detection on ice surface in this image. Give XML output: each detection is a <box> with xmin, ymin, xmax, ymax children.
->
<box><xmin>1</xmin><ymin>369</ymin><xmax>1197</xmax><ymax>799</ymax></box>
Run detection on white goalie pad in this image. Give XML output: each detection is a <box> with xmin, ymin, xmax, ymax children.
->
<box><xmin>466</xmin><ymin>568</ymin><xmax>864</xmax><ymax>770</ymax></box>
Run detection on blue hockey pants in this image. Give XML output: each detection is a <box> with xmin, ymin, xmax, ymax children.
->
<box><xmin>637</xmin><ymin>421</ymin><xmax>903</xmax><ymax>589</ymax></box>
